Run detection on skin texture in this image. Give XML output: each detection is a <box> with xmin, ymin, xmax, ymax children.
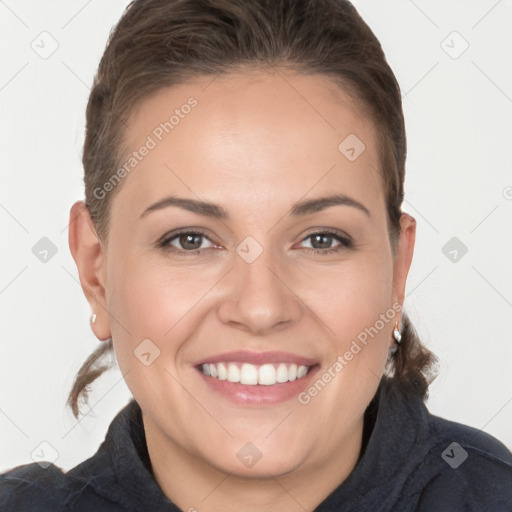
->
<box><xmin>69</xmin><ymin>69</ymin><xmax>416</xmax><ymax>512</ymax></box>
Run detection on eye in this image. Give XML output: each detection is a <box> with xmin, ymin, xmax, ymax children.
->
<box><xmin>159</xmin><ymin>230</ymin><xmax>216</xmax><ymax>254</ymax></box>
<box><xmin>299</xmin><ymin>230</ymin><xmax>353</xmax><ymax>254</ymax></box>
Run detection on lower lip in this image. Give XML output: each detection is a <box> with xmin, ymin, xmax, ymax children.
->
<box><xmin>195</xmin><ymin>365</ymin><xmax>320</xmax><ymax>406</ymax></box>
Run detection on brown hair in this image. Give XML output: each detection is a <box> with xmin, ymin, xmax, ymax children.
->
<box><xmin>68</xmin><ymin>0</ymin><xmax>437</xmax><ymax>417</ymax></box>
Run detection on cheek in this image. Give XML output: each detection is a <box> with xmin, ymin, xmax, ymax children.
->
<box><xmin>107</xmin><ymin>257</ymin><xmax>221</xmax><ymax>360</ymax></box>
<box><xmin>108</xmin><ymin>243</ymin><xmax>393</xmax><ymax>347</ymax></box>
<box><xmin>106</xmin><ymin>259</ymin><xmax>213</xmax><ymax>412</ymax></box>
<box><xmin>302</xmin><ymin>251</ymin><xmax>393</xmax><ymax>392</ymax></box>
<box><xmin>293</xmin><ymin>259</ymin><xmax>394</xmax><ymax>436</ymax></box>
<box><xmin>299</xmin><ymin>251</ymin><xmax>393</xmax><ymax>336</ymax></box>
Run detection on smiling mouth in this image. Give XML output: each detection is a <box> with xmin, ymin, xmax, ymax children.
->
<box><xmin>198</xmin><ymin>362</ymin><xmax>313</xmax><ymax>386</ymax></box>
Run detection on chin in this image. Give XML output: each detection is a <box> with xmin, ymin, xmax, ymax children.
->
<box><xmin>203</xmin><ymin>437</ymin><xmax>308</xmax><ymax>479</ymax></box>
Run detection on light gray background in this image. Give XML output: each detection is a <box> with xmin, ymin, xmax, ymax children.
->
<box><xmin>1</xmin><ymin>0</ymin><xmax>511</xmax><ymax>472</ymax></box>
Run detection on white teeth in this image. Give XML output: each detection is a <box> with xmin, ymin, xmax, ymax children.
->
<box><xmin>276</xmin><ymin>363</ymin><xmax>288</xmax><ymax>383</ymax></box>
<box><xmin>201</xmin><ymin>362</ymin><xmax>311</xmax><ymax>385</ymax></box>
<box><xmin>217</xmin><ymin>362</ymin><xmax>227</xmax><ymax>380</ymax></box>
<box><xmin>240</xmin><ymin>363</ymin><xmax>258</xmax><ymax>385</ymax></box>
<box><xmin>288</xmin><ymin>364</ymin><xmax>297</xmax><ymax>381</ymax></box>
<box><xmin>297</xmin><ymin>365</ymin><xmax>308</xmax><ymax>378</ymax></box>
<box><xmin>258</xmin><ymin>364</ymin><xmax>276</xmax><ymax>385</ymax></box>
<box><xmin>227</xmin><ymin>363</ymin><xmax>240</xmax><ymax>382</ymax></box>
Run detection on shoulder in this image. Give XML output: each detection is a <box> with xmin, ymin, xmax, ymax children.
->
<box><xmin>407</xmin><ymin>411</ymin><xmax>512</xmax><ymax>511</ymax></box>
<box><xmin>429</xmin><ymin>412</ymin><xmax>512</xmax><ymax>462</ymax></box>
<box><xmin>0</xmin><ymin>462</ymin><xmax>68</xmax><ymax>511</ymax></box>
<box><xmin>0</xmin><ymin>400</ymin><xmax>143</xmax><ymax>512</ymax></box>
<box><xmin>0</xmin><ymin>457</ymin><xmax>122</xmax><ymax>512</ymax></box>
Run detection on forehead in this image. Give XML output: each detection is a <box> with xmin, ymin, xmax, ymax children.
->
<box><xmin>114</xmin><ymin>69</ymin><xmax>384</xmax><ymax>219</ymax></box>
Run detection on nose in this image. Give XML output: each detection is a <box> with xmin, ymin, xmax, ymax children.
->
<box><xmin>217</xmin><ymin>245</ymin><xmax>303</xmax><ymax>334</ymax></box>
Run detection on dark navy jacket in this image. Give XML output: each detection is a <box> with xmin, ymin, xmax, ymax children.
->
<box><xmin>2</xmin><ymin>378</ymin><xmax>512</xmax><ymax>511</ymax></box>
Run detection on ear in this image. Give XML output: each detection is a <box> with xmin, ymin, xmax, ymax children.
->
<box><xmin>68</xmin><ymin>200</ymin><xmax>111</xmax><ymax>341</ymax></box>
<box><xmin>391</xmin><ymin>212</ymin><xmax>416</xmax><ymax>317</ymax></box>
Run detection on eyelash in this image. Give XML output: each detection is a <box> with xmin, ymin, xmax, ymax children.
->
<box><xmin>157</xmin><ymin>229</ymin><xmax>354</xmax><ymax>256</ymax></box>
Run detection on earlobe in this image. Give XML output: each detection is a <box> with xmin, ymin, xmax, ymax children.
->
<box><xmin>68</xmin><ymin>200</ymin><xmax>111</xmax><ymax>341</ymax></box>
<box><xmin>391</xmin><ymin>212</ymin><xmax>416</xmax><ymax>307</ymax></box>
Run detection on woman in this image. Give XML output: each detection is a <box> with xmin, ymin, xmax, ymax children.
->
<box><xmin>1</xmin><ymin>0</ymin><xmax>511</xmax><ymax>510</ymax></box>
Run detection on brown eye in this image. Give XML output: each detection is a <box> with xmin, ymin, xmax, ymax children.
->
<box><xmin>299</xmin><ymin>231</ymin><xmax>353</xmax><ymax>254</ymax></box>
<box><xmin>310</xmin><ymin>233</ymin><xmax>335</xmax><ymax>249</ymax></box>
<box><xmin>176</xmin><ymin>233</ymin><xmax>204</xmax><ymax>250</ymax></box>
<box><xmin>160</xmin><ymin>230</ymin><xmax>215</xmax><ymax>253</ymax></box>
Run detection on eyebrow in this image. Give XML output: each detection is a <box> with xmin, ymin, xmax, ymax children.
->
<box><xmin>139</xmin><ymin>193</ymin><xmax>370</xmax><ymax>220</ymax></box>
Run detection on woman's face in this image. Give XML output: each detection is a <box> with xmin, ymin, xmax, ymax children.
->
<box><xmin>72</xmin><ymin>69</ymin><xmax>415</xmax><ymax>478</ymax></box>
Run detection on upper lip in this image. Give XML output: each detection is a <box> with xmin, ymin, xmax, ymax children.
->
<box><xmin>193</xmin><ymin>350</ymin><xmax>318</xmax><ymax>367</ymax></box>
